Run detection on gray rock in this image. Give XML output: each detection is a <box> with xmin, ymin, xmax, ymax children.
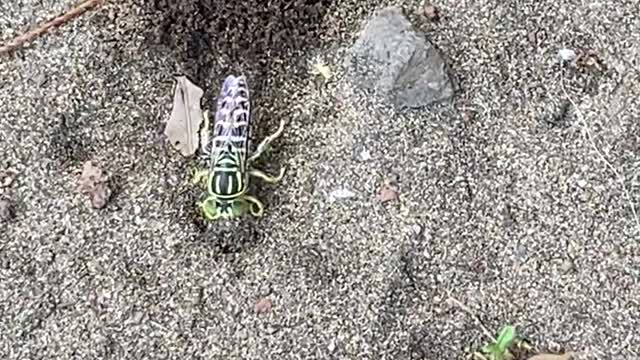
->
<box><xmin>345</xmin><ymin>6</ymin><xmax>454</xmax><ymax>109</ymax></box>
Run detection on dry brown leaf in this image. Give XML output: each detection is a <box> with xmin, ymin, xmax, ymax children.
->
<box><xmin>165</xmin><ymin>76</ymin><xmax>204</xmax><ymax>157</ymax></box>
<box><xmin>78</xmin><ymin>161</ymin><xmax>111</xmax><ymax>209</ymax></box>
<box><xmin>255</xmin><ymin>298</ymin><xmax>273</xmax><ymax>314</ymax></box>
<box><xmin>527</xmin><ymin>352</ymin><xmax>574</xmax><ymax>360</ymax></box>
<box><xmin>576</xmin><ymin>50</ymin><xmax>605</xmax><ymax>72</ymax></box>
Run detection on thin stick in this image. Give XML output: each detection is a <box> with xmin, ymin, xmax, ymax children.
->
<box><xmin>447</xmin><ymin>296</ymin><xmax>496</xmax><ymax>342</ymax></box>
<box><xmin>0</xmin><ymin>0</ymin><xmax>105</xmax><ymax>55</ymax></box>
<box><xmin>559</xmin><ymin>70</ymin><xmax>640</xmax><ymax>235</ymax></box>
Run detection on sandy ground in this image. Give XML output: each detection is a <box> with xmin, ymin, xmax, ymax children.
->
<box><xmin>1</xmin><ymin>0</ymin><xmax>639</xmax><ymax>359</ymax></box>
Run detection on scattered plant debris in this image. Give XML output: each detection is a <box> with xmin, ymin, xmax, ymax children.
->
<box><xmin>0</xmin><ymin>0</ymin><xmax>105</xmax><ymax>55</ymax></box>
<box><xmin>557</xmin><ymin>48</ymin><xmax>606</xmax><ymax>73</ymax></box>
<box><xmin>165</xmin><ymin>76</ymin><xmax>205</xmax><ymax>157</ymax></box>
<box><xmin>526</xmin><ymin>353</ymin><xmax>574</xmax><ymax>360</ymax></box>
<box><xmin>470</xmin><ymin>325</ymin><xmax>576</xmax><ymax>360</ymax></box>
<box><xmin>576</xmin><ymin>50</ymin><xmax>605</xmax><ymax>72</ymax></box>
<box><xmin>448</xmin><ymin>297</ymin><xmax>576</xmax><ymax>360</ymax></box>
<box><xmin>77</xmin><ymin>160</ymin><xmax>111</xmax><ymax>209</ymax></box>
<box><xmin>473</xmin><ymin>325</ymin><xmax>526</xmax><ymax>360</ymax></box>
<box><xmin>255</xmin><ymin>298</ymin><xmax>273</xmax><ymax>314</ymax></box>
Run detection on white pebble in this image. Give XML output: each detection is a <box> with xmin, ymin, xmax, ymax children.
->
<box><xmin>558</xmin><ymin>48</ymin><xmax>576</xmax><ymax>62</ymax></box>
<box><xmin>329</xmin><ymin>188</ymin><xmax>356</xmax><ymax>200</ymax></box>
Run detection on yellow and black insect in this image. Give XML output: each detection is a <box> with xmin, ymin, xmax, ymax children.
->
<box><xmin>192</xmin><ymin>75</ymin><xmax>285</xmax><ymax>220</ymax></box>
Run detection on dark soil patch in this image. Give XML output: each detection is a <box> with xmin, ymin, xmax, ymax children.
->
<box><xmin>140</xmin><ymin>0</ymin><xmax>337</xmax><ymax>113</ymax></box>
<box><xmin>47</xmin><ymin>113</ymin><xmax>93</xmax><ymax>167</ymax></box>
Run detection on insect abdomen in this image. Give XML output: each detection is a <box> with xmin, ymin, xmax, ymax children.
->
<box><xmin>209</xmin><ymin>153</ymin><xmax>246</xmax><ymax>198</ymax></box>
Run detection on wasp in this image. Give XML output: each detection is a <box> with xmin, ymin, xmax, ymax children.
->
<box><xmin>192</xmin><ymin>75</ymin><xmax>286</xmax><ymax>220</ymax></box>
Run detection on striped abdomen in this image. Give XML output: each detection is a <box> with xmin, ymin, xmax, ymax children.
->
<box><xmin>208</xmin><ymin>150</ymin><xmax>247</xmax><ymax>199</ymax></box>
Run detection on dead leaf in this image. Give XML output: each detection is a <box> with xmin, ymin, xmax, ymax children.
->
<box><xmin>77</xmin><ymin>161</ymin><xmax>111</xmax><ymax>209</ymax></box>
<box><xmin>527</xmin><ymin>352</ymin><xmax>574</xmax><ymax>360</ymax></box>
<box><xmin>576</xmin><ymin>50</ymin><xmax>605</xmax><ymax>72</ymax></box>
<box><xmin>165</xmin><ymin>76</ymin><xmax>204</xmax><ymax>157</ymax></box>
<box><xmin>255</xmin><ymin>298</ymin><xmax>272</xmax><ymax>314</ymax></box>
<box><xmin>378</xmin><ymin>186</ymin><xmax>398</xmax><ymax>202</ymax></box>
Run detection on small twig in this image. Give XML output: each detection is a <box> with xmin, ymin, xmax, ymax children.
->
<box><xmin>447</xmin><ymin>296</ymin><xmax>496</xmax><ymax>342</ymax></box>
<box><xmin>559</xmin><ymin>70</ymin><xmax>640</xmax><ymax>235</ymax></box>
<box><xmin>0</xmin><ymin>0</ymin><xmax>105</xmax><ymax>55</ymax></box>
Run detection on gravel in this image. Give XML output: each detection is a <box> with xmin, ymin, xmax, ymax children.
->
<box><xmin>1</xmin><ymin>0</ymin><xmax>639</xmax><ymax>359</ymax></box>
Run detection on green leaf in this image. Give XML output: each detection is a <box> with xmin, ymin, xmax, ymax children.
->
<box><xmin>495</xmin><ymin>326</ymin><xmax>516</xmax><ymax>353</ymax></box>
<box><xmin>482</xmin><ymin>343</ymin><xmax>497</xmax><ymax>353</ymax></box>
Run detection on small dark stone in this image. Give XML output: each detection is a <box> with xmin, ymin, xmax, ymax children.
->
<box><xmin>0</xmin><ymin>199</ymin><xmax>15</xmax><ymax>222</ymax></box>
<box><xmin>423</xmin><ymin>3</ymin><xmax>439</xmax><ymax>21</ymax></box>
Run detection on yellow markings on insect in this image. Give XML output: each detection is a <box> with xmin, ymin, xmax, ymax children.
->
<box><xmin>236</xmin><ymin>172</ymin><xmax>243</xmax><ymax>193</ymax></box>
<box><xmin>227</xmin><ymin>176</ymin><xmax>234</xmax><ymax>194</ymax></box>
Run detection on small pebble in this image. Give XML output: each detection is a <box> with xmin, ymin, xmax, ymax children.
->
<box><xmin>255</xmin><ymin>298</ymin><xmax>273</xmax><ymax>314</ymax></box>
<box><xmin>329</xmin><ymin>188</ymin><xmax>356</xmax><ymax>200</ymax></box>
<box><xmin>408</xmin><ymin>223</ymin><xmax>422</xmax><ymax>235</ymax></box>
<box><xmin>0</xmin><ymin>199</ymin><xmax>15</xmax><ymax>222</ymax></box>
<box><xmin>560</xmin><ymin>259</ymin><xmax>575</xmax><ymax>273</ymax></box>
<box><xmin>558</xmin><ymin>48</ymin><xmax>576</xmax><ymax>63</ymax></box>
<box><xmin>378</xmin><ymin>187</ymin><xmax>398</xmax><ymax>202</ymax></box>
<box><xmin>0</xmin><ymin>170</ymin><xmax>16</xmax><ymax>187</ymax></box>
<box><xmin>423</xmin><ymin>3</ymin><xmax>439</xmax><ymax>21</ymax></box>
<box><xmin>328</xmin><ymin>340</ymin><xmax>336</xmax><ymax>352</ymax></box>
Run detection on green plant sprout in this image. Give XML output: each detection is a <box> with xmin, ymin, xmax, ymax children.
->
<box><xmin>472</xmin><ymin>325</ymin><xmax>531</xmax><ymax>360</ymax></box>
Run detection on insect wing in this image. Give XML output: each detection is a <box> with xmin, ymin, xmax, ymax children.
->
<box><xmin>209</xmin><ymin>75</ymin><xmax>251</xmax><ymax>168</ymax></box>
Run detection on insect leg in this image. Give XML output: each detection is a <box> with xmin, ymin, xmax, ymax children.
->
<box><xmin>248</xmin><ymin>166</ymin><xmax>286</xmax><ymax>183</ymax></box>
<box><xmin>241</xmin><ymin>195</ymin><xmax>265</xmax><ymax>217</ymax></box>
<box><xmin>247</xmin><ymin>118</ymin><xmax>285</xmax><ymax>163</ymax></box>
<box><xmin>200</xmin><ymin>109</ymin><xmax>211</xmax><ymax>156</ymax></box>
<box><xmin>198</xmin><ymin>197</ymin><xmax>221</xmax><ymax>220</ymax></box>
<box><xmin>191</xmin><ymin>168</ymin><xmax>210</xmax><ymax>187</ymax></box>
